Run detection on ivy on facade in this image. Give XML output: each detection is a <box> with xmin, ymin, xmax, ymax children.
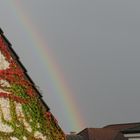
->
<box><xmin>0</xmin><ymin>36</ymin><xmax>65</xmax><ymax>140</ymax></box>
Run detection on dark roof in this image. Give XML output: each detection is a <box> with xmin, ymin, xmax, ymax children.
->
<box><xmin>122</xmin><ymin>125</ymin><xmax>140</xmax><ymax>134</ymax></box>
<box><xmin>0</xmin><ymin>28</ymin><xmax>3</xmax><ymax>34</ymax></box>
<box><xmin>78</xmin><ymin>128</ymin><xmax>119</xmax><ymax>140</ymax></box>
<box><xmin>66</xmin><ymin>135</ymin><xmax>84</xmax><ymax>140</ymax></box>
<box><xmin>104</xmin><ymin>122</ymin><xmax>140</xmax><ymax>130</ymax></box>
<box><xmin>77</xmin><ymin>123</ymin><xmax>140</xmax><ymax>140</ymax></box>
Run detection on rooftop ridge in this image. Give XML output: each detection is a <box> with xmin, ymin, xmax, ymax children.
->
<box><xmin>103</xmin><ymin>122</ymin><xmax>140</xmax><ymax>128</ymax></box>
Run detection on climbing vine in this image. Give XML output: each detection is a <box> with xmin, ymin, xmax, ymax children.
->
<box><xmin>0</xmin><ymin>35</ymin><xmax>65</xmax><ymax>140</ymax></box>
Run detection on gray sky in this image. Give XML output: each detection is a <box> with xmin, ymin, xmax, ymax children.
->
<box><xmin>1</xmin><ymin>0</ymin><xmax>140</xmax><ymax>133</ymax></box>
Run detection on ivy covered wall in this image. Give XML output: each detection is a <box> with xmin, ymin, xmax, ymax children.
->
<box><xmin>0</xmin><ymin>33</ymin><xmax>65</xmax><ymax>140</ymax></box>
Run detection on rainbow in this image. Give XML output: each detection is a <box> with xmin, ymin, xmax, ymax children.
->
<box><xmin>8</xmin><ymin>0</ymin><xmax>86</xmax><ymax>132</ymax></box>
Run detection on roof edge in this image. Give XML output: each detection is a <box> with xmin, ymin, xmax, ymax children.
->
<box><xmin>0</xmin><ymin>28</ymin><xmax>50</xmax><ymax>110</ymax></box>
<box><xmin>0</xmin><ymin>28</ymin><xmax>3</xmax><ymax>34</ymax></box>
<box><xmin>104</xmin><ymin>122</ymin><xmax>140</xmax><ymax>128</ymax></box>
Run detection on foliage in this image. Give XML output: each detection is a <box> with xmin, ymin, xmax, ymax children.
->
<box><xmin>0</xmin><ymin>36</ymin><xmax>65</xmax><ymax>140</ymax></box>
